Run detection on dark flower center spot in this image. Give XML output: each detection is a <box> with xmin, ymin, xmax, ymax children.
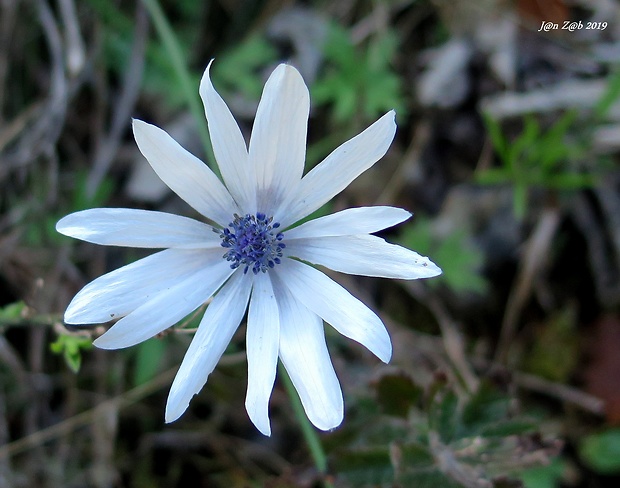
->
<box><xmin>219</xmin><ymin>213</ymin><xmax>285</xmax><ymax>275</ymax></box>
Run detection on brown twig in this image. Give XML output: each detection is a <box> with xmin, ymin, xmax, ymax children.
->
<box><xmin>513</xmin><ymin>369</ymin><xmax>605</xmax><ymax>416</ymax></box>
<box><xmin>1</xmin><ymin>0</ymin><xmax>69</xmax><ymax>178</ymax></box>
<box><xmin>58</xmin><ymin>0</ymin><xmax>85</xmax><ymax>76</ymax></box>
<box><xmin>86</xmin><ymin>1</ymin><xmax>149</xmax><ymax>198</ymax></box>
<box><xmin>0</xmin><ymin>0</ymin><xmax>20</xmax><ymax>124</ymax></box>
<box><xmin>0</xmin><ymin>366</ymin><xmax>177</xmax><ymax>460</ymax></box>
<box><xmin>495</xmin><ymin>207</ymin><xmax>561</xmax><ymax>364</ymax></box>
<box><xmin>403</xmin><ymin>280</ymin><xmax>480</xmax><ymax>393</ymax></box>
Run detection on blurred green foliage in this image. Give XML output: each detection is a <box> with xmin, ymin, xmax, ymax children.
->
<box><xmin>50</xmin><ymin>333</ymin><xmax>93</xmax><ymax>373</ymax></box>
<box><xmin>132</xmin><ymin>338</ymin><xmax>167</xmax><ymax>387</ymax></box>
<box><xmin>520</xmin><ymin>458</ymin><xmax>568</xmax><ymax>488</ymax></box>
<box><xmin>579</xmin><ymin>428</ymin><xmax>620</xmax><ymax>474</ymax></box>
<box><xmin>478</xmin><ymin>111</ymin><xmax>593</xmax><ymax>219</ymax></box>
<box><xmin>3</xmin><ymin>1</ymin><xmax>614</xmax><ymax>486</ymax></box>
<box><xmin>33</xmin><ymin>170</ymin><xmax>114</xmax><ymax>247</ymax></box>
<box><xmin>522</xmin><ymin>307</ymin><xmax>580</xmax><ymax>383</ymax></box>
<box><xmin>594</xmin><ymin>69</ymin><xmax>620</xmax><ymax>119</ymax></box>
<box><xmin>479</xmin><ymin>71</ymin><xmax>620</xmax><ymax>219</ymax></box>
<box><xmin>0</xmin><ymin>301</ymin><xmax>27</xmax><ymax>322</ymax></box>
<box><xmin>399</xmin><ymin>218</ymin><xmax>488</xmax><ymax>294</ymax></box>
<box><xmin>313</xmin><ymin>22</ymin><xmax>405</xmax><ymax>123</ymax></box>
<box><xmin>329</xmin><ymin>373</ymin><xmax>553</xmax><ymax>487</ymax></box>
<box><xmin>212</xmin><ymin>35</ymin><xmax>277</xmax><ymax>99</ymax></box>
<box><xmin>89</xmin><ymin>0</ymin><xmax>201</xmax><ymax>111</ymax></box>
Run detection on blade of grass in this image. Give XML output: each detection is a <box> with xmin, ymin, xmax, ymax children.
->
<box><xmin>139</xmin><ymin>0</ymin><xmax>219</xmax><ymax>177</ymax></box>
<box><xmin>279</xmin><ymin>363</ymin><xmax>334</xmax><ymax>488</ymax></box>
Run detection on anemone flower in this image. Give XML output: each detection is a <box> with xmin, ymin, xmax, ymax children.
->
<box><xmin>57</xmin><ymin>60</ymin><xmax>441</xmax><ymax>436</ymax></box>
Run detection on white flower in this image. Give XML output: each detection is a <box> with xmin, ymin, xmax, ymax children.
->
<box><xmin>57</xmin><ymin>61</ymin><xmax>441</xmax><ymax>436</ymax></box>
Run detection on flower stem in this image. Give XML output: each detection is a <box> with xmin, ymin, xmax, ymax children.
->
<box><xmin>139</xmin><ymin>0</ymin><xmax>219</xmax><ymax>177</ymax></box>
<box><xmin>279</xmin><ymin>363</ymin><xmax>334</xmax><ymax>488</ymax></box>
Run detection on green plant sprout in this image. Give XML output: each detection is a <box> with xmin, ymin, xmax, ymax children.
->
<box><xmin>328</xmin><ymin>375</ymin><xmax>558</xmax><ymax>487</ymax></box>
<box><xmin>50</xmin><ymin>333</ymin><xmax>93</xmax><ymax>373</ymax></box>
<box><xmin>399</xmin><ymin>218</ymin><xmax>488</xmax><ymax>295</ymax></box>
<box><xmin>312</xmin><ymin>22</ymin><xmax>406</xmax><ymax>124</ymax></box>
<box><xmin>478</xmin><ymin>110</ymin><xmax>594</xmax><ymax>220</ymax></box>
<box><xmin>478</xmin><ymin>69</ymin><xmax>620</xmax><ymax>220</ymax></box>
<box><xmin>211</xmin><ymin>35</ymin><xmax>277</xmax><ymax>99</ymax></box>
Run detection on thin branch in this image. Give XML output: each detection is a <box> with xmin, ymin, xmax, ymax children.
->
<box><xmin>0</xmin><ymin>367</ymin><xmax>177</xmax><ymax>459</ymax></box>
<box><xmin>495</xmin><ymin>207</ymin><xmax>561</xmax><ymax>364</ymax></box>
<box><xmin>86</xmin><ymin>1</ymin><xmax>149</xmax><ymax>198</ymax></box>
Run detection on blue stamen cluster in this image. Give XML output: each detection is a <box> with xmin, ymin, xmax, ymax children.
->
<box><xmin>219</xmin><ymin>213</ymin><xmax>285</xmax><ymax>274</ymax></box>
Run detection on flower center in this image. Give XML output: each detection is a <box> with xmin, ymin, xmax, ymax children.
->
<box><xmin>219</xmin><ymin>213</ymin><xmax>285</xmax><ymax>275</ymax></box>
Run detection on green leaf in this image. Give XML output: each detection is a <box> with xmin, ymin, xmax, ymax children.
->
<box><xmin>396</xmin><ymin>470</ymin><xmax>463</xmax><ymax>488</ymax></box>
<box><xmin>0</xmin><ymin>301</ymin><xmax>27</xmax><ymax>321</ymax></box>
<box><xmin>429</xmin><ymin>391</ymin><xmax>458</xmax><ymax>443</ymax></box>
<box><xmin>579</xmin><ymin>429</ymin><xmax>620</xmax><ymax>474</ymax></box>
<box><xmin>400</xmin><ymin>217</ymin><xmax>487</xmax><ymax>294</ymax></box>
<box><xmin>538</xmin><ymin>111</ymin><xmax>577</xmax><ymax>169</ymax></box>
<box><xmin>332</xmin><ymin>448</ymin><xmax>394</xmax><ymax>485</ymax></box>
<box><xmin>479</xmin><ymin>419</ymin><xmax>535</xmax><ymax>437</ymax></box>
<box><xmin>476</xmin><ymin>168</ymin><xmax>513</xmax><ymax>185</ymax></box>
<box><xmin>399</xmin><ymin>442</ymin><xmax>435</xmax><ymax>468</ymax></box>
<box><xmin>71</xmin><ymin>170</ymin><xmax>115</xmax><ymax>211</ymax></box>
<box><xmin>520</xmin><ymin>457</ymin><xmax>567</xmax><ymax>488</ymax></box>
<box><xmin>545</xmin><ymin>173</ymin><xmax>596</xmax><ymax>190</ymax></box>
<box><xmin>594</xmin><ymin>70</ymin><xmax>620</xmax><ymax>119</ymax></box>
<box><xmin>49</xmin><ymin>334</ymin><xmax>93</xmax><ymax>373</ymax></box>
<box><xmin>374</xmin><ymin>372</ymin><xmax>423</xmax><ymax>418</ymax></box>
<box><xmin>213</xmin><ymin>35</ymin><xmax>277</xmax><ymax>99</ymax></box>
<box><xmin>508</xmin><ymin>116</ymin><xmax>540</xmax><ymax>170</ymax></box>
<box><xmin>461</xmin><ymin>382</ymin><xmax>512</xmax><ymax>435</ymax></box>
<box><xmin>133</xmin><ymin>338</ymin><xmax>166</xmax><ymax>387</ymax></box>
<box><xmin>432</xmin><ymin>229</ymin><xmax>488</xmax><ymax>294</ymax></box>
<box><xmin>483</xmin><ymin>112</ymin><xmax>508</xmax><ymax>162</ymax></box>
<box><xmin>313</xmin><ymin>21</ymin><xmax>404</xmax><ymax>122</ymax></box>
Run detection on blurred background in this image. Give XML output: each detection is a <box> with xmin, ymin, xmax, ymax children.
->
<box><xmin>1</xmin><ymin>0</ymin><xmax>620</xmax><ymax>486</ymax></box>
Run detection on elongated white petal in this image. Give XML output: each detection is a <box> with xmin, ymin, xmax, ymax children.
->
<box><xmin>275</xmin><ymin>259</ymin><xmax>391</xmax><ymax>362</ymax></box>
<box><xmin>245</xmin><ymin>272</ymin><xmax>279</xmax><ymax>436</ymax></box>
<box><xmin>272</xmin><ymin>276</ymin><xmax>343</xmax><ymax>431</ymax></box>
<box><xmin>57</xmin><ymin>208</ymin><xmax>221</xmax><ymax>249</ymax></box>
<box><xmin>165</xmin><ymin>270</ymin><xmax>252</xmax><ymax>422</ymax></box>
<box><xmin>65</xmin><ymin>249</ymin><xmax>225</xmax><ymax>324</ymax></box>
<box><xmin>93</xmin><ymin>259</ymin><xmax>234</xmax><ymax>349</ymax></box>
<box><xmin>285</xmin><ymin>235</ymin><xmax>442</xmax><ymax>279</ymax></box>
<box><xmin>132</xmin><ymin>119</ymin><xmax>239</xmax><ymax>226</ymax></box>
<box><xmin>285</xmin><ymin>206</ymin><xmax>411</xmax><ymax>238</ymax></box>
<box><xmin>249</xmin><ymin>64</ymin><xmax>309</xmax><ymax>216</ymax></box>
<box><xmin>276</xmin><ymin>111</ymin><xmax>396</xmax><ymax>227</ymax></box>
<box><xmin>200</xmin><ymin>61</ymin><xmax>254</xmax><ymax>213</ymax></box>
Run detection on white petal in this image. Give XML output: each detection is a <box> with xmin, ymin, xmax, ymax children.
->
<box><xmin>274</xmin><ymin>259</ymin><xmax>391</xmax><ymax>363</ymax></box>
<box><xmin>285</xmin><ymin>235</ymin><xmax>442</xmax><ymax>279</ymax></box>
<box><xmin>165</xmin><ymin>269</ymin><xmax>252</xmax><ymax>422</ymax></box>
<box><xmin>276</xmin><ymin>111</ymin><xmax>396</xmax><ymax>227</ymax></box>
<box><xmin>272</xmin><ymin>276</ymin><xmax>343</xmax><ymax>431</ymax></box>
<box><xmin>285</xmin><ymin>206</ymin><xmax>411</xmax><ymax>238</ymax></box>
<box><xmin>57</xmin><ymin>208</ymin><xmax>221</xmax><ymax>248</ymax></box>
<box><xmin>245</xmin><ymin>272</ymin><xmax>280</xmax><ymax>436</ymax></box>
<box><xmin>93</xmin><ymin>259</ymin><xmax>234</xmax><ymax>349</ymax></box>
<box><xmin>65</xmin><ymin>249</ymin><xmax>225</xmax><ymax>324</ymax></box>
<box><xmin>132</xmin><ymin>119</ymin><xmax>239</xmax><ymax>226</ymax></box>
<box><xmin>249</xmin><ymin>64</ymin><xmax>309</xmax><ymax>215</ymax></box>
<box><xmin>200</xmin><ymin>61</ymin><xmax>255</xmax><ymax>213</ymax></box>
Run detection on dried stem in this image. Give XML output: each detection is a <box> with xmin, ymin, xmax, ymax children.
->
<box><xmin>495</xmin><ymin>207</ymin><xmax>561</xmax><ymax>364</ymax></box>
<box><xmin>0</xmin><ymin>367</ymin><xmax>177</xmax><ymax>460</ymax></box>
